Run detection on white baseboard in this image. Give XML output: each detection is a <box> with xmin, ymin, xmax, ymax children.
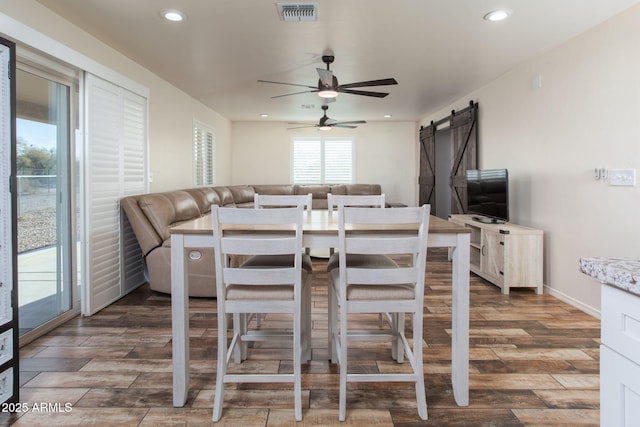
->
<box><xmin>544</xmin><ymin>284</ymin><xmax>601</xmax><ymax>320</ymax></box>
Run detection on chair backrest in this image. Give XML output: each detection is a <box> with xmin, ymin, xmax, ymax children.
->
<box><xmin>327</xmin><ymin>193</ymin><xmax>386</xmax><ymax>211</ymax></box>
<box><xmin>254</xmin><ymin>193</ymin><xmax>313</xmax><ymax>213</ymax></box>
<box><xmin>337</xmin><ymin>205</ymin><xmax>430</xmax><ymax>295</ymax></box>
<box><xmin>211</xmin><ymin>205</ymin><xmax>305</xmax><ymax>298</ymax></box>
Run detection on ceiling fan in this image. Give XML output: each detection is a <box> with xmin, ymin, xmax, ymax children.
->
<box><xmin>287</xmin><ymin>105</ymin><xmax>366</xmax><ymax>130</ymax></box>
<box><xmin>259</xmin><ymin>55</ymin><xmax>398</xmax><ymax>99</ymax></box>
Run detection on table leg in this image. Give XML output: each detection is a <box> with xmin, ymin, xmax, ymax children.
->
<box><xmin>451</xmin><ymin>232</ymin><xmax>470</xmax><ymax>406</ymax></box>
<box><xmin>171</xmin><ymin>234</ymin><xmax>190</xmax><ymax>407</ymax></box>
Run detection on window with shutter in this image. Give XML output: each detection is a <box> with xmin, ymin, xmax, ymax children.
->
<box><xmin>292</xmin><ymin>138</ymin><xmax>353</xmax><ymax>184</ymax></box>
<box><xmin>193</xmin><ymin>122</ymin><xmax>215</xmax><ymax>186</ymax></box>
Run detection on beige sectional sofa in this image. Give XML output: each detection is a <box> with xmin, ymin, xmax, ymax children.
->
<box><xmin>121</xmin><ymin>184</ymin><xmax>382</xmax><ymax>297</ymax></box>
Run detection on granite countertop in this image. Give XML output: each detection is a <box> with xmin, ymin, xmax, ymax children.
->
<box><xmin>579</xmin><ymin>257</ymin><xmax>640</xmax><ymax>296</ymax></box>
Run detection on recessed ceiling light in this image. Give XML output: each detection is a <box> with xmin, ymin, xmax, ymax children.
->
<box><xmin>383</xmin><ymin>114</ymin><xmax>392</xmax><ymax>118</ymax></box>
<box><xmin>260</xmin><ymin>114</ymin><xmax>269</xmax><ymax>118</ymax></box>
<box><xmin>483</xmin><ymin>9</ymin><xmax>512</xmax><ymax>22</ymax></box>
<box><xmin>161</xmin><ymin>9</ymin><xmax>185</xmax><ymax>22</ymax></box>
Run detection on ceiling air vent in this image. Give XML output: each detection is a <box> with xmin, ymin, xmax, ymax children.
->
<box><xmin>277</xmin><ymin>3</ymin><xmax>318</xmax><ymax>22</ymax></box>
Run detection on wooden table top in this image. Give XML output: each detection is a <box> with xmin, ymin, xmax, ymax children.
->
<box><xmin>170</xmin><ymin>209</ymin><xmax>470</xmax><ymax>235</ymax></box>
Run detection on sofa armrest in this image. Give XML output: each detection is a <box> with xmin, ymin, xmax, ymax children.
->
<box><xmin>121</xmin><ymin>196</ymin><xmax>162</xmax><ymax>257</ymax></box>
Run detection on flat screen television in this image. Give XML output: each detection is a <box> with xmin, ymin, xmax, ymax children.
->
<box><xmin>466</xmin><ymin>169</ymin><xmax>509</xmax><ymax>224</ymax></box>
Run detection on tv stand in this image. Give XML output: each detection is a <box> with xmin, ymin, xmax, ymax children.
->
<box><xmin>449</xmin><ymin>214</ymin><xmax>544</xmax><ymax>294</ymax></box>
<box><xmin>472</xmin><ymin>215</ymin><xmax>506</xmax><ymax>224</ymax></box>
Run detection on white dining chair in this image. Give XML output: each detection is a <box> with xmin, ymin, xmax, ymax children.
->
<box><xmin>249</xmin><ymin>193</ymin><xmax>314</xmax><ymax>328</ymax></box>
<box><xmin>328</xmin><ymin>204</ymin><xmax>431</xmax><ymax>421</ymax></box>
<box><xmin>326</xmin><ymin>193</ymin><xmax>387</xmax><ymax>267</ymax></box>
<box><xmin>254</xmin><ymin>192</ymin><xmax>313</xmax><ymax>213</ymax></box>
<box><xmin>327</xmin><ymin>193</ymin><xmax>385</xmax><ymax>212</ymax></box>
<box><xmin>211</xmin><ymin>205</ymin><xmax>310</xmax><ymax>422</ymax></box>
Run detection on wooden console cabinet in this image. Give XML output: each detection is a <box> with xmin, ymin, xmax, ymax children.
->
<box><xmin>449</xmin><ymin>214</ymin><xmax>544</xmax><ymax>294</ymax></box>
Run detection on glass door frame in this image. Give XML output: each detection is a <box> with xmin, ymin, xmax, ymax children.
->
<box><xmin>16</xmin><ymin>49</ymin><xmax>80</xmax><ymax>346</ymax></box>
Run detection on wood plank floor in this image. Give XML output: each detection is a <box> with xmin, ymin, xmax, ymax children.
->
<box><xmin>6</xmin><ymin>248</ymin><xmax>600</xmax><ymax>426</ymax></box>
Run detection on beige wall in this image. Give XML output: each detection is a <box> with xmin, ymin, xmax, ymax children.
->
<box><xmin>421</xmin><ymin>4</ymin><xmax>640</xmax><ymax>316</ymax></box>
<box><xmin>7</xmin><ymin>0</ymin><xmax>639</xmax><ymax>317</ymax></box>
<box><xmin>0</xmin><ymin>0</ymin><xmax>232</xmax><ymax>192</ymax></box>
<box><xmin>231</xmin><ymin>121</ymin><xmax>419</xmax><ymax>205</ymax></box>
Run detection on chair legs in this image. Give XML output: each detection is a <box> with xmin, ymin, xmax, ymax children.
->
<box><xmin>412</xmin><ymin>308</ymin><xmax>428</xmax><ymax>420</ymax></box>
<box><xmin>212</xmin><ymin>310</ymin><xmax>228</xmax><ymax>422</ymax></box>
<box><xmin>328</xmin><ymin>294</ymin><xmax>428</xmax><ymax>420</ymax></box>
<box><xmin>213</xmin><ymin>285</ymin><xmax>310</xmax><ymax>422</ymax></box>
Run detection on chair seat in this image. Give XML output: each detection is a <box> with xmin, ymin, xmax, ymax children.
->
<box><xmin>227</xmin><ymin>273</ymin><xmax>309</xmax><ymax>300</ymax></box>
<box><xmin>326</xmin><ymin>253</ymin><xmax>397</xmax><ymax>271</ymax></box>
<box><xmin>241</xmin><ymin>254</ymin><xmax>314</xmax><ymax>272</ymax></box>
<box><xmin>329</xmin><ymin>269</ymin><xmax>414</xmax><ymax>300</ymax></box>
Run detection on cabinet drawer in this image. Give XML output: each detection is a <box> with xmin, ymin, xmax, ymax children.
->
<box><xmin>0</xmin><ymin>367</ymin><xmax>12</xmax><ymax>404</ymax></box>
<box><xmin>601</xmin><ymin>284</ymin><xmax>640</xmax><ymax>360</ymax></box>
<box><xmin>600</xmin><ymin>345</ymin><xmax>640</xmax><ymax>427</ymax></box>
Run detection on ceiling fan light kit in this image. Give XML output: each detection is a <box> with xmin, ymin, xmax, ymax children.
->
<box><xmin>287</xmin><ymin>105</ymin><xmax>365</xmax><ymax>131</ymax></box>
<box><xmin>318</xmin><ymin>89</ymin><xmax>338</xmax><ymax>98</ymax></box>
<box><xmin>258</xmin><ymin>55</ymin><xmax>398</xmax><ymax>99</ymax></box>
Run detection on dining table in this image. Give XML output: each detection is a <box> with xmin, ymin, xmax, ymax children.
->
<box><xmin>170</xmin><ymin>209</ymin><xmax>471</xmax><ymax>408</ymax></box>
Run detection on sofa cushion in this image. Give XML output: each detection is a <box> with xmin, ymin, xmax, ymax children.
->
<box><xmin>252</xmin><ymin>185</ymin><xmax>295</xmax><ymax>196</ymax></box>
<box><xmin>214</xmin><ymin>186</ymin><xmax>236</xmax><ymax>206</ymax></box>
<box><xmin>228</xmin><ymin>185</ymin><xmax>255</xmax><ymax>208</ymax></box>
<box><xmin>295</xmin><ymin>185</ymin><xmax>331</xmax><ymax>199</ymax></box>
<box><xmin>345</xmin><ymin>184</ymin><xmax>382</xmax><ymax>195</ymax></box>
<box><xmin>229</xmin><ymin>185</ymin><xmax>255</xmax><ymax>203</ymax></box>
<box><xmin>139</xmin><ymin>191</ymin><xmax>200</xmax><ymax>241</ymax></box>
<box><xmin>329</xmin><ymin>185</ymin><xmax>347</xmax><ymax>195</ymax></box>
<box><xmin>183</xmin><ymin>187</ymin><xmax>221</xmax><ymax>214</ymax></box>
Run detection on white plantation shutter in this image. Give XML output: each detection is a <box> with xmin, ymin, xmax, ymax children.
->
<box><xmin>194</xmin><ymin>122</ymin><xmax>215</xmax><ymax>186</ymax></box>
<box><xmin>324</xmin><ymin>139</ymin><xmax>353</xmax><ymax>183</ymax></box>
<box><xmin>292</xmin><ymin>139</ymin><xmax>321</xmax><ymax>184</ymax></box>
<box><xmin>84</xmin><ymin>73</ymin><xmax>147</xmax><ymax>315</ymax></box>
<box><xmin>292</xmin><ymin>138</ymin><xmax>352</xmax><ymax>184</ymax></box>
<box><xmin>121</xmin><ymin>90</ymin><xmax>147</xmax><ymax>294</ymax></box>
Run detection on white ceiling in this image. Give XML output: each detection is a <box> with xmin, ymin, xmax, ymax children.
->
<box><xmin>35</xmin><ymin>0</ymin><xmax>640</xmax><ymax>123</ymax></box>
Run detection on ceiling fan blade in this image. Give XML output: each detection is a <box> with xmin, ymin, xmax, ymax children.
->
<box><xmin>325</xmin><ymin>118</ymin><xmax>338</xmax><ymax>125</ymax></box>
<box><xmin>332</xmin><ymin>120</ymin><xmax>367</xmax><ymax>125</ymax></box>
<box><xmin>258</xmin><ymin>79</ymin><xmax>316</xmax><ymax>89</ymax></box>
<box><xmin>338</xmin><ymin>78</ymin><xmax>398</xmax><ymax>89</ymax></box>
<box><xmin>316</xmin><ymin>68</ymin><xmax>333</xmax><ymax>86</ymax></box>
<box><xmin>338</xmin><ymin>88</ymin><xmax>389</xmax><ymax>98</ymax></box>
<box><xmin>271</xmin><ymin>89</ymin><xmax>318</xmax><ymax>98</ymax></box>
<box><xmin>330</xmin><ymin>124</ymin><xmax>358</xmax><ymax>129</ymax></box>
<box><xmin>287</xmin><ymin>125</ymin><xmax>319</xmax><ymax>129</ymax></box>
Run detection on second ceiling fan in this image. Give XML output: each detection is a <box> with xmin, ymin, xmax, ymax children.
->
<box><xmin>288</xmin><ymin>105</ymin><xmax>365</xmax><ymax>130</ymax></box>
<box><xmin>259</xmin><ymin>55</ymin><xmax>398</xmax><ymax>99</ymax></box>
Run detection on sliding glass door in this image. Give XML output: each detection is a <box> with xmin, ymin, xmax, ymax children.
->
<box><xmin>16</xmin><ymin>61</ymin><xmax>79</xmax><ymax>339</ymax></box>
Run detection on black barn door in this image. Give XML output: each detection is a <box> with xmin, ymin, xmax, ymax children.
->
<box><xmin>418</xmin><ymin>101</ymin><xmax>478</xmax><ymax>215</ymax></box>
<box><xmin>418</xmin><ymin>123</ymin><xmax>436</xmax><ymax>209</ymax></box>
<box><xmin>449</xmin><ymin>101</ymin><xmax>478</xmax><ymax>214</ymax></box>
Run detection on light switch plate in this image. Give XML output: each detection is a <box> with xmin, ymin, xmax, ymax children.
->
<box><xmin>609</xmin><ymin>169</ymin><xmax>636</xmax><ymax>186</ymax></box>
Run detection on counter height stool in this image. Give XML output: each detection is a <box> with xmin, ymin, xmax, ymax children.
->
<box><xmin>328</xmin><ymin>205</ymin><xmax>431</xmax><ymax>421</ymax></box>
<box><xmin>326</xmin><ymin>193</ymin><xmax>386</xmax><ymax>263</ymax></box>
<box><xmin>211</xmin><ymin>205</ymin><xmax>310</xmax><ymax>422</ymax></box>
